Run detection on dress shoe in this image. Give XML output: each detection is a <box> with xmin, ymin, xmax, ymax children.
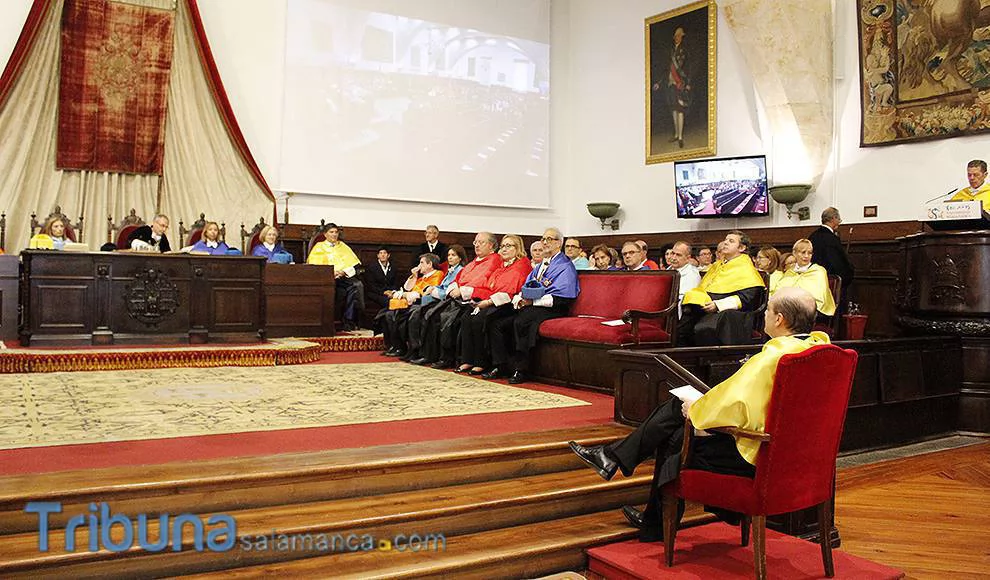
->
<box><xmin>383</xmin><ymin>348</ymin><xmax>401</xmax><ymax>357</ymax></box>
<box><xmin>622</xmin><ymin>505</ymin><xmax>664</xmax><ymax>542</ymax></box>
<box><xmin>568</xmin><ymin>441</ymin><xmax>618</xmax><ymax>481</ymax></box>
<box><xmin>468</xmin><ymin>367</ymin><xmax>486</xmax><ymax>375</ymax></box>
<box><xmin>622</xmin><ymin>505</ymin><xmax>647</xmax><ymax>529</ymax></box>
<box><xmin>410</xmin><ymin>357</ymin><xmax>429</xmax><ymax>366</ymax></box>
<box><xmin>453</xmin><ymin>365</ymin><xmax>472</xmax><ymax>374</ymax></box>
<box><xmin>430</xmin><ymin>359</ymin><xmax>452</xmax><ymax>369</ymax></box>
<box><xmin>481</xmin><ymin>367</ymin><xmax>503</xmax><ymax>380</ymax></box>
<box><xmin>398</xmin><ymin>353</ymin><xmax>412</xmax><ymax>362</ymax></box>
<box><xmin>678</xmin><ymin>138</ymin><xmax>684</xmax><ymax>148</ymax></box>
<box><xmin>508</xmin><ymin>370</ymin><xmax>527</xmax><ymax>384</ymax></box>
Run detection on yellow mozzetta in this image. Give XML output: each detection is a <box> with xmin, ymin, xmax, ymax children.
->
<box><xmin>689</xmin><ymin>331</ymin><xmax>831</xmax><ymax>464</ymax></box>
<box><xmin>769</xmin><ymin>265</ymin><xmax>836</xmax><ymax>316</ymax></box>
<box><xmin>950</xmin><ymin>181</ymin><xmax>990</xmax><ymax>212</ymax></box>
<box><xmin>682</xmin><ymin>254</ymin><xmax>764</xmax><ymax>308</ymax></box>
<box><xmin>306</xmin><ymin>240</ymin><xmax>361</xmax><ymax>272</ymax></box>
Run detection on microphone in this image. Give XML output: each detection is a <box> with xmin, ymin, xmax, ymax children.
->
<box><xmin>923</xmin><ymin>188</ymin><xmax>958</xmax><ymax>204</ymax></box>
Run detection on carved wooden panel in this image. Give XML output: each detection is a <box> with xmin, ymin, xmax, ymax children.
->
<box><xmin>211</xmin><ymin>287</ymin><xmax>260</xmax><ymax>330</ymax></box>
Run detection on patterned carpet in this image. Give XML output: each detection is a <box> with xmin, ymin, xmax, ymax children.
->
<box><xmin>0</xmin><ymin>363</ymin><xmax>589</xmax><ymax>450</ymax></box>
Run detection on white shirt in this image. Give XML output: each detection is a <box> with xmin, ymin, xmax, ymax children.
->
<box><xmin>675</xmin><ymin>263</ymin><xmax>701</xmax><ymax>318</ymax></box>
<box><xmin>205</xmin><ymin>240</ymin><xmax>218</xmax><ymax>249</ymax></box>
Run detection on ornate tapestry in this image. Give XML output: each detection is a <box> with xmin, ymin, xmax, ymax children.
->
<box><xmin>857</xmin><ymin>0</ymin><xmax>990</xmax><ymax>146</ymax></box>
<box><xmin>57</xmin><ymin>0</ymin><xmax>175</xmax><ymax>174</ymax></box>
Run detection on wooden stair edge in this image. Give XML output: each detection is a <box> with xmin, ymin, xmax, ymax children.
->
<box><xmin>0</xmin><ymin>469</ymin><xmax>655</xmax><ymax>571</ymax></box>
<box><xmin>0</xmin><ymin>424</ymin><xmax>633</xmax><ymax>506</ymax></box>
<box><xmin>177</xmin><ymin>510</ymin><xmax>720</xmax><ymax>580</ymax></box>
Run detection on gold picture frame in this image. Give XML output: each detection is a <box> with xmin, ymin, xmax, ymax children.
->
<box><xmin>645</xmin><ymin>0</ymin><xmax>717</xmax><ymax>165</ymax></box>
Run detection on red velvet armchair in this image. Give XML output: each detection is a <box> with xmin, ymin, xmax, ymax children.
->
<box><xmin>661</xmin><ymin>344</ymin><xmax>858</xmax><ymax>579</ymax></box>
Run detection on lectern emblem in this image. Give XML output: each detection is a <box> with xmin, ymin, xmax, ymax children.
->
<box><xmin>125</xmin><ymin>268</ymin><xmax>180</xmax><ymax>325</ymax></box>
<box><xmin>929</xmin><ymin>255</ymin><xmax>966</xmax><ymax>306</ymax></box>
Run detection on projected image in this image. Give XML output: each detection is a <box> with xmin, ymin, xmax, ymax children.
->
<box><xmin>674</xmin><ymin>156</ymin><xmax>769</xmax><ymax>218</ymax></box>
<box><xmin>282</xmin><ymin>0</ymin><xmax>551</xmax><ymax>207</ymax></box>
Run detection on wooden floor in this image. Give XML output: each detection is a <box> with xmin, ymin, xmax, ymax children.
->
<box><xmin>836</xmin><ymin>441</ymin><xmax>990</xmax><ymax>580</ymax></box>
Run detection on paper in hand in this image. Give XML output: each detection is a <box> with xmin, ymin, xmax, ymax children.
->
<box><xmin>669</xmin><ymin>385</ymin><xmax>704</xmax><ymax>404</ymax></box>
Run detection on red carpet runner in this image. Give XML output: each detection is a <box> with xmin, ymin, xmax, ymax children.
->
<box><xmin>586</xmin><ymin>522</ymin><xmax>903</xmax><ymax>579</ymax></box>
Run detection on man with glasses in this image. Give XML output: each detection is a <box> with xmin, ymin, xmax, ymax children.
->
<box><xmin>636</xmin><ymin>240</ymin><xmax>661</xmax><ymax>270</ymax></box>
<box><xmin>418</xmin><ymin>232</ymin><xmax>501</xmax><ymax>368</ymax></box>
<box><xmin>487</xmin><ymin>228</ymin><xmax>580</xmax><ymax>384</ymax></box>
<box><xmin>620</xmin><ymin>242</ymin><xmax>654</xmax><ymax>271</ymax></box>
<box><xmin>564</xmin><ymin>238</ymin><xmax>591</xmax><ymax>270</ymax></box>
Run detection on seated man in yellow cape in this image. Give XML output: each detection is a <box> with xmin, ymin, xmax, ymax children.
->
<box><xmin>568</xmin><ymin>287</ymin><xmax>828</xmax><ymax>542</ymax></box>
<box><xmin>678</xmin><ymin>230</ymin><xmax>765</xmax><ymax>346</ymax></box>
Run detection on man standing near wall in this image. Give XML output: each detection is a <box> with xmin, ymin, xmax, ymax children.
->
<box><xmin>808</xmin><ymin>207</ymin><xmax>854</xmax><ymax>305</ymax></box>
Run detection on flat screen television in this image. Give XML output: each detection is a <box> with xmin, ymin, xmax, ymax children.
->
<box><xmin>674</xmin><ymin>155</ymin><xmax>769</xmax><ymax>218</ymax></box>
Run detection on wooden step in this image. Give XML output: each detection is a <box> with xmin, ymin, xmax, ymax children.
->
<box><xmin>0</xmin><ymin>424</ymin><xmax>632</xmax><ymax>535</ymax></box>
<box><xmin>181</xmin><ymin>510</ymin><xmax>642</xmax><ymax>580</ymax></box>
<box><xmin>0</xmin><ymin>467</ymin><xmax>654</xmax><ymax>578</ymax></box>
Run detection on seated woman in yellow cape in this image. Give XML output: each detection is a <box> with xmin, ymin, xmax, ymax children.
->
<box><xmin>769</xmin><ymin>238</ymin><xmax>836</xmax><ymax>316</ymax></box>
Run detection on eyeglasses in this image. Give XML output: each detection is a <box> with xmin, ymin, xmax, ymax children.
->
<box><xmin>499</xmin><ymin>243</ymin><xmax>517</xmax><ymax>249</ymax></box>
<box><xmin>621</xmin><ymin>250</ymin><xmax>640</xmax><ymax>256</ymax></box>
<box><xmin>564</xmin><ymin>244</ymin><xmax>580</xmax><ymax>249</ymax></box>
<box><xmin>541</xmin><ymin>236</ymin><xmax>560</xmax><ymax>242</ymax></box>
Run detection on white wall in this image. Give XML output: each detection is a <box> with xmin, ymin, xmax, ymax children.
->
<box><xmin>3</xmin><ymin>0</ymin><xmax>990</xmax><ymax>236</ymax></box>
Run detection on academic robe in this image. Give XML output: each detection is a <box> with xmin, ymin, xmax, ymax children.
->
<box><xmin>490</xmin><ymin>252</ymin><xmax>580</xmax><ymax>372</ymax></box>
<box><xmin>605</xmin><ymin>332</ymin><xmax>831</xmax><ymax>537</ymax></box>
<box><xmin>680</xmin><ymin>255</ymin><xmax>765</xmax><ymax>346</ymax></box>
<box><xmin>306</xmin><ymin>240</ymin><xmax>361</xmax><ymax>273</ymax></box>
<box><xmin>419</xmin><ymin>253</ymin><xmax>500</xmax><ymax>363</ymax></box>
<box><xmin>460</xmin><ymin>257</ymin><xmax>533</xmax><ymax>367</ymax></box>
<box><xmin>252</xmin><ymin>242</ymin><xmax>292</xmax><ymax>263</ymax></box>
<box><xmin>950</xmin><ymin>181</ymin><xmax>990</xmax><ymax>212</ymax></box>
<box><xmin>307</xmin><ymin>240</ymin><xmax>364</xmax><ymax>325</ymax></box>
<box><xmin>405</xmin><ymin>263</ymin><xmax>463</xmax><ymax>358</ymax></box>
<box><xmin>127</xmin><ymin>225</ymin><xmax>171</xmax><ymax>253</ymax></box>
<box><xmin>381</xmin><ymin>269</ymin><xmax>445</xmax><ymax>352</ymax></box>
<box><xmin>28</xmin><ymin>234</ymin><xmax>66</xmax><ymax>250</ymax></box>
<box><xmin>190</xmin><ymin>240</ymin><xmax>230</xmax><ymax>255</ymax></box>
<box><xmin>769</xmin><ymin>264</ymin><xmax>836</xmax><ymax>316</ymax></box>
<box><xmin>807</xmin><ymin>226</ymin><xmax>854</xmax><ymax>288</ymax></box>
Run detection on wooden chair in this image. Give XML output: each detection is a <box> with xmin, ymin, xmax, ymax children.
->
<box><xmin>660</xmin><ymin>344</ymin><xmax>858</xmax><ymax>580</ymax></box>
<box><xmin>179</xmin><ymin>213</ymin><xmax>225</xmax><ymax>246</ymax></box>
<box><xmin>813</xmin><ymin>275</ymin><xmax>843</xmax><ymax>338</ymax></box>
<box><xmin>305</xmin><ymin>219</ymin><xmax>332</xmax><ymax>261</ymax></box>
<box><xmin>240</xmin><ymin>217</ymin><xmax>267</xmax><ymax>254</ymax></box>
<box><xmin>106</xmin><ymin>209</ymin><xmax>146</xmax><ymax>250</ymax></box>
<box><xmin>30</xmin><ymin>205</ymin><xmax>84</xmax><ymax>242</ymax></box>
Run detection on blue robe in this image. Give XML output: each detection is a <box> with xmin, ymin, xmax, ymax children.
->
<box><xmin>191</xmin><ymin>240</ymin><xmax>230</xmax><ymax>255</ymax></box>
<box><xmin>421</xmin><ymin>263</ymin><xmax>463</xmax><ymax>306</ymax></box>
<box><xmin>252</xmin><ymin>242</ymin><xmax>292</xmax><ymax>263</ymax></box>
<box><xmin>527</xmin><ymin>251</ymin><xmax>580</xmax><ymax>299</ymax></box>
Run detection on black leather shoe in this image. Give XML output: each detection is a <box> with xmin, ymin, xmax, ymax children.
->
<box><xmin>508</xmin><ymin>370</ymin><xmax>527</xmax><ymax>384</ymax></box>
<box><xmin>481</xmin><ymin>367</ymin><xmax>503</xmax><ymax>380</ymax></box>
<box><xmin>384</xmin><ymin>348</ymin><xmax>402</xmax><ymax>357</ymax></box>
<box><xmin>430</xmin><ymin>359</ymin><xmax>452</xmax><ymax>369</ymax></box>
<box><xmin>410</xmin><ymin>357</ymin><xmax>429</xmax><ymax>366</ymax></box>
<box><xmin>568</xmin><ymin>441</ymin><xmax>618</xmax><ymax>481</ymax></box>
<box><xmin>622</xmin><ymin>505</ymin><xmax>647</xmax><ymax>529</ymax></box>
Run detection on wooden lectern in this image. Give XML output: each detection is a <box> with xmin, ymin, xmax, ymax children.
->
<box><xmin>898</xmin><ymin>202</ymin><xmax>990</xmax><ymax>433</ymax></box>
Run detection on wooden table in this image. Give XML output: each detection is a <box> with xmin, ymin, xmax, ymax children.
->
<box><xmin>20</xmin><ymin>251</ymin><xmax>266</xmax><ymax>346</ymax></box>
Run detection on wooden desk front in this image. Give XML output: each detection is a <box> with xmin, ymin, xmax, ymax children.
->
<box><xmin>20</xmin><ymin>251</ymin><xmax>266</xmax><ymax>346</ymax></box>
<box><xmin>263</xmin><ymin>264</ymin><xmax>335</xmax><ymax>337</ymax></box>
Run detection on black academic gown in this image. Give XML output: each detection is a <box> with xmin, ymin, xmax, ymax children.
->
<box><xmin>364</xmin><ymin>261</ymin><xmax>397</xmax><ymax>310</ymax></box>
<box><xmin>126</xmin><ymin>225</ymin><xmax>171</xmax><ymax>253</ymax></box>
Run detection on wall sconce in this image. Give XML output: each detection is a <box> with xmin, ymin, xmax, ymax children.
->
<box><xmin>768</xmin><ymin>184</ymin><xmax>811</xmax><ymax>220</ymax></box>
<box><xmin>587</xmin><ymin>202</ymin><xmax>620</xmax><ymax>230</ymax></box>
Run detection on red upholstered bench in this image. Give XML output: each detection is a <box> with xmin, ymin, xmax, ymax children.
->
<box><xmin>533</xmin><ymin>270</ymin><xmax>680</xmax><ymax>393</ymax></box>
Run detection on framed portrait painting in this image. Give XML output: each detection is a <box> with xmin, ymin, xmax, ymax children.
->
<box><xmin>645</xmin><ymin>0</ymin><xmax>717</xmax><ymax>165</ymax></box>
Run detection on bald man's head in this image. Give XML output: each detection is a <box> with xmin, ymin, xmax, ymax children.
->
<box><xmin>765</xmin><ymin>287</ymin><xmax>817</xmax><ymax>337</ymax></box>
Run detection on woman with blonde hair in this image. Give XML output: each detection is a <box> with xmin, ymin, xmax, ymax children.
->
<box><xmin>29</xmin><ymin>216</ymin><xmax>69</xmax><ymax>250</ymax></box>
<box><xmin>769</xmin><ymin>239</ymin><xmax>836</xmax><ymax>315</ymax></box>
<box><xmin>456</xmin><ymin>234</ymin><xmax>531</xmax><ymax>375</ymax></box>
<box><xmin>252</xmin><ymin>225</ymin><xmax>292</xmax><ymax>263</ymax></box>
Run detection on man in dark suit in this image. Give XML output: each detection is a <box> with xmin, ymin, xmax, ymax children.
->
<box><xmin>364</xmin><ymin>246</ymin><xmax>397</xmax><ymax>310</ymax></box>
<box><xmin>808</xmin><ymin>207</ymin><xmax>854</xmax><ymax>305</ymax></box>
<box><xmin>414</xmin><ymin>225</ymin><xmax>448</xmax><ymax>267</ymax></box>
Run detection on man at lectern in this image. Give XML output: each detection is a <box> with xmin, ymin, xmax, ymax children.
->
<box><xmin>950</xmin><ymin>159</ymin><xmax>990</xmax><ymax>211</ymax></box>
